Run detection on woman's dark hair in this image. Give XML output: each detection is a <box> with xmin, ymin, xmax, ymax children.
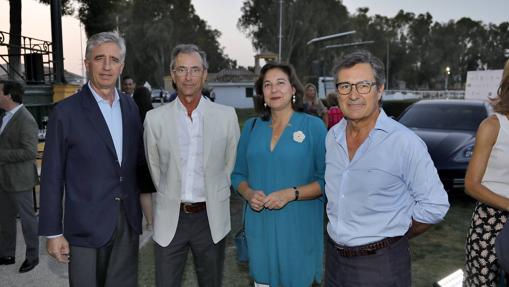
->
<box><xmin>494</xmin><ymin>59</ymin><xmax>509</xmax><ymax>114</ymax></box>
<box><xmin>253</xmin><ymin>62</ymin><xmax>304</xmax><ymax>121</ymax></box>
<box><xmin>132</xmin><ymin>86</ymin><xmax>153</xmax><ymax>121</ymax></box>
<box><xmin>326</xmin><ymin>92</ymin><xmax>338</xmax><ymax>107</ymax></box>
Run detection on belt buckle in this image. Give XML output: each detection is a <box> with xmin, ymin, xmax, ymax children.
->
<box><xmin>182</xmin><ymin>203</ymin><xmax>193</xmax><ymax>214</ymax></box>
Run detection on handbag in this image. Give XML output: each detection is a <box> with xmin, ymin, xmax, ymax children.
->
<box><xmin>234</xmin><ymin>207</ymin><xmax>249</xmax><ymax>263</ymax></box>
<box><xmin>234</xmin><ymin>118</ymin><xmax>257</xmax><ymax>263</ymax></box>
<box><xmin>496</xmin><ymin>220</ymin><xmax>509</xmax><ymax>273</ymax></box>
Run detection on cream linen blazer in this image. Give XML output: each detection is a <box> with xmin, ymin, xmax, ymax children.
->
<box><xmin>144</xmin><ymin>99</ymin><xmax>240</xmax><ymax>246</ymax></box>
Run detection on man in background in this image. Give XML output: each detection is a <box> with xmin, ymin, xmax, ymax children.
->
<box><xmin>0</xmin><ymin>80</ymin><xmax>40</xmax><ymax>273</ymax></box>
<box><xmin>121</xmin><ymin>75</ymin><xmax>136</xmax><ymax>97</ymax></box>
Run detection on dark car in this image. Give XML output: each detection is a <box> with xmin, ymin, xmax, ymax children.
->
<box><xmin>398</xmin><ymin>99</ymin><xmax>492</xmax><ymax>191</ymax></box>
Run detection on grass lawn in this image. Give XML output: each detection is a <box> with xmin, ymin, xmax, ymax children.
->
<box><xmin>411</xmin><ymin>193</ymin><xmax>475</xmax><ymax>286</ymax></box>
<box><xmin>138</xmin><ymin>193</ymin><xmax>475</xmax><ymax>286</ymax></box>
<box><xmin>235</xmin><ymin>108</ymin><xmax>258</xmax><ymax>130</ymax></box>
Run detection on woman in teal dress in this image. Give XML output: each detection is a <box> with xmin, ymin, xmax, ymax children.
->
<box><xmin>231</xmin><ymin>63</ymin><xmax>327</xmax><ymax>287</ymax></box>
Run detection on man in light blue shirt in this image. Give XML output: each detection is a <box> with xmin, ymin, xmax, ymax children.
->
<box><xmin>324</xmin><ymin>51</ymin><xmax>449</xmax><ymax>287</ymax></box>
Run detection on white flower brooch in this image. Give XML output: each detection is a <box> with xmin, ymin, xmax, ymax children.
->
<box><xmin>293</xmin><ymin>131</ymin><xmax>305</xmax><ymax>143</ymax></box>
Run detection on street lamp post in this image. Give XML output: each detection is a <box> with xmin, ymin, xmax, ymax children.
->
<box><xmin>445</xmin><ymin>66</ymin><xmax>451</xmax><ymax>91</ymax></box>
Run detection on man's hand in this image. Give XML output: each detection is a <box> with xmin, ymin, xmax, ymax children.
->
<box><xmin>408</xmin><ymin>220</ymin><xmax>432</xmax><ymax>239</ymax></box>
<box><xmin>263</xmin><ymin>189</ymin><xmax>292</xmax><ymax>210</ymax></box>
<box><xmin>47</xmin><ymin>236</ymin><xmax>70</xmax><ymax>263</ymax></box>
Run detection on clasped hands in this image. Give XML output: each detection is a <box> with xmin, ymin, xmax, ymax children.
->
<box><xmin>246</xmin><ymin>188</ymin><xmax>292</xmax><ymax>211</ymax></box>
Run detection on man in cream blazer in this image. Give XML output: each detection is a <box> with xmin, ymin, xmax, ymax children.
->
<box><xmin>144</xmin><ymin>44</ymin><xmax>239</xmax><ymax>287</ymax></box>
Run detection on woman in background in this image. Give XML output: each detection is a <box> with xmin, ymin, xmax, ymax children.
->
<box><xmin>464</xmin><ymin>60</ymin><xmax>509</xmax><ymax>286</ymax></box>
<box><xmin>303</xmin><ymin>83</ymin><xmax>328</xmax><ymax>126</ymax></box>
<box><xmin>132</xmin><ymin>86</ymin><xmax>156</xmax><ymax>231</ymax></box>
<box><xmin>232</xmin><ymin>63</ymin><xmax>327</xmax><ymax>287</ymax></box>
<box><xmin>326</xmin><ymin>92</ymin><xmax>343</xmax><ymax>129</ymax></box>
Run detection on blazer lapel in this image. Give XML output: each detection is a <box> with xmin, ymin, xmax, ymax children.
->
<box><xmin>0</xmin><ymin>107</ymin><xmax>22</xmax><ymax>140</ymax></box>
<box><xmin>202</xmin><ymin>100</ymin><xmax>213</xmax><ymax>167</ymax></box>
<box><xmin>80</xmin><ymin>85</ymin><xmax>118</xmax><ymax>161</ymax></box>
<box><xmin>119</xmin><ymin>93</ymin><xmax>129</xmax><ymax>167</ymax></box>
<box><xmin>166</xmin><ymin>102</ymin><xmax>182</xmax><ymax>175</ymax></box>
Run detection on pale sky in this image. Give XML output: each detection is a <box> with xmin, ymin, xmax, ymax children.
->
<box><xmin>0</xmin><ymin>0</ymin><xmax>507</xmax><ymax>77</ymax></box>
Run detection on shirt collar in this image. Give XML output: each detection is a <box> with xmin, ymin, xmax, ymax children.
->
<box><xmin>6</xmin><ymin>103</ymin><xmax>23</xmax><ymax>116</ymax></box>
<box><xmin>88</xmin><ymin>82</ymin><xmax>120</xmax><ymax>105</ymax></box>
<box><xmin>373</xmin><ymin>109</ymin><xmax>394</xmax><ymax>133</ymax></box>
<box><xmin>332</xmin><ymin>108</ymin><xmax>393</xmax><ymax>144</ymax></box>
<box><xmin>176</xmin><ymin>95</ymin><xmax>204</xmax><ymax>116</ymax></box>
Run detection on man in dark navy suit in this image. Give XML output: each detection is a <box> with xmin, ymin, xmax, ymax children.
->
<box><xmin>38</xmin><ymin>31</ymin><xmax>143</xmax><ymax>287</ymax></box>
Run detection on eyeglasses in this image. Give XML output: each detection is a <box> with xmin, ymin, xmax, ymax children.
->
<box><xmin>335</xmin><ymin>81</ymin><xmax>377</xmax><ymax>95</ymax></box>
<box><xmin>172</xmin><ymin>66</ymin><xmax>204</xmax><ymax>77</ymax></box>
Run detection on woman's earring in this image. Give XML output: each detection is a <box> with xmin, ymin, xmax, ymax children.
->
<box><xmin>292</xmin><ymin>94</ymin><xmax>296</xmax><ymax>104</ymax></box>
<box><xmin>264</xmin><ymin>102</ymin><xmax>267</xmax><ymax>108</ymax></box>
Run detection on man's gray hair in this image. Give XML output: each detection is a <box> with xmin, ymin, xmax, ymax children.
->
<box><xmin>85</xmin><ymin>31</ymin><xmax>126</xmax><ymax>63</ymax></box>
<box><xmin>170</xmin><ymin>44</ymin><xmax>208</xmax><ymax>70</ymax></box>
<box><xmin>333</xmin><ymin>50</ymin><xmax>386</xmax><ymax>88</ymax></box>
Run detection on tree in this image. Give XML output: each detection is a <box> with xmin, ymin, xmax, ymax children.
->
<box><xmin>238</xmin><ymin>0</ymin><xmax>351</xmax><ymax>83</ymax></box>
<box><xmin>122</xmin><ymin>0</ymin><xmax>235</xmax><ymax>87</ymax></box>
<box><xmin>77</xmin><ymin>0</ymin><xmax>127</xmax><ymax>37</ymax></box>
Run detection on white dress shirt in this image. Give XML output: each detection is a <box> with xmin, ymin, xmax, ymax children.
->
<box><xmin>0</xmin><ymin>104</ymin><xmax>23</xmax><ymax>135</ymax></box>
<box><xmin>176</xmin><ymin>97</ymin><xmax>206</xmax><ymax>203</ymax></box>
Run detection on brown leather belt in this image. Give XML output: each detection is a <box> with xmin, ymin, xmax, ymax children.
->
<box><xmin>180</xmin><ymin>202</ymin><xmax>206</xmax><ymax>214</ymax></box>
<box><xmin>331</xmin><ymin>236</ymin><xmax>403</xmax><ymax>257</ymax></box>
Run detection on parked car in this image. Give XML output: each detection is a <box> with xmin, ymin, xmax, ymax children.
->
<box><xmin>398</xmin><ymin>99</ymin><xmax>493</xmax><ymax>191</ymax></box>
<box><xmin>151</xmin><ymin>89</ymin><xmax>167</xmax><ymax>102</ymax></box>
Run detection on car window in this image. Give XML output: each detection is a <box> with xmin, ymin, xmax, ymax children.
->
<box><xmin>398</xmin><ymin>104</ymin><xmax>487</xmax><ymax>131</ymax></box>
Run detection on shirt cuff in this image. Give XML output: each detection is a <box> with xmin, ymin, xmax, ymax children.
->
<box><xmin>46</xmin><ymin>234</ymin><xmax>63</xmax><ymax>239</ymax></box>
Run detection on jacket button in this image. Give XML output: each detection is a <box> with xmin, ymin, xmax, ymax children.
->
<box><xmin>119</xmin><ymin>176</ymin><xmax>123</xmax><ymax>182</ymax></box>
<box><xmin>114</xmin><ymin>197</ymin><xmax>121</xmax><ymax>201</ymax></box>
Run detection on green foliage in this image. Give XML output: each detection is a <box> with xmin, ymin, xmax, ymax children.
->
<box><xmin>239</xmin><ymin>3</ymin><xmax>509</xmax><ymax>90</ymax></box>
<box><xmin>35</xmin><ymin>0</ymin><xmax>236</xmax><ymax>88</ymax></box>
<box><xmin>121</xmin><ymin>0</ymin><xmax>236</xmax><ymax>87</ymax></box>
<box><xmin>238</xmin><ymin>0</ymin><xmax>351</xmax><ymax>84</ymax></box>
<box><xmin>75</xmin><ymin>0</ymin><xmax>127</xmax><ymax>37</ymax></box>
<box><xmin>38</xmin><ymin>0</ymin><xmax>75</xmax><ymax>16</ymax></box>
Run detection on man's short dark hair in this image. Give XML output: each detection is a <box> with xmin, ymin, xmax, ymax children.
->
<box><xmin>0</xmin><ymin>80</ymin><xmax>24</xmax><ymax>104</ymax></box>
<box><xmin>333</xmin><ymin>50</ymin><xmax>386</xmax><ymax>90</ymax></box>
<box><xmin>122</xmin><ymin>75</ymin><xmax>134</xmax><ymax>83</ymax></box>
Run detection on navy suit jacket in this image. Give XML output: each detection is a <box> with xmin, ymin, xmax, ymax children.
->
<box><xmin>38</xmin><ymin>84</ymin><xmax>143</xmax><ymax>248</ymax></box>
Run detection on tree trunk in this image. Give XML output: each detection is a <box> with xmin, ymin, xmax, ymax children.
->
<box><xmin>8</xmin><ymin>0</ymin><xmax>23</xmax><ymax>81</ymax></box>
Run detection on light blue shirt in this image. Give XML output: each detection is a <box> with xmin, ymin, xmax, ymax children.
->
<box><xmin>0</xmin><ymin>104</ymin><xmax>23</xmax><ymax>134</ymax></box>
<box><xmin>88</xmin><ymin>82</ymin><xmax>123</xmax><ymax>165</ymax></box>
<box><xmin>325</xmin><ymin>109</ymin><xmax>449</xmax><ymax>246</ymax></box>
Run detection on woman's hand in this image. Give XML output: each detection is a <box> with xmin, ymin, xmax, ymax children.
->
<box><xmin>263</xmin><ymin>188</ymin><xmax>293</xmax><ymax>210</ymax></box>
<box><xmin>246</xmin><ymin>189</ymin><xmax>267</xmax><ymax>212</ymax></box>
